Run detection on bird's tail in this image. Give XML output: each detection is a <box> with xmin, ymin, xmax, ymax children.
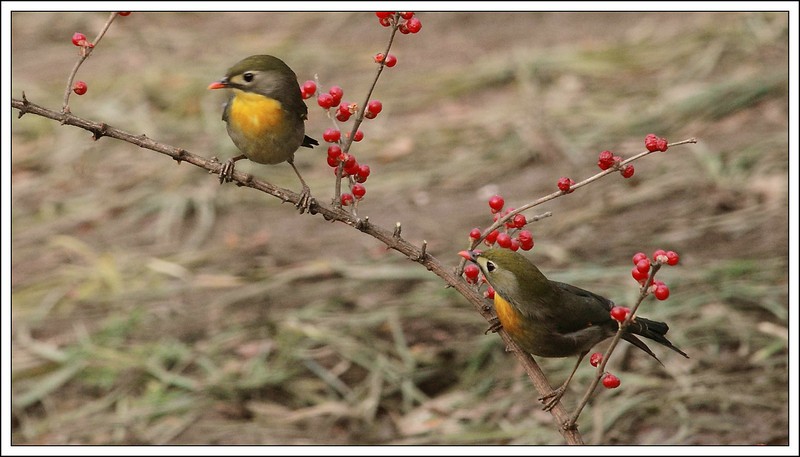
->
<box><xmin>623</xmin><ymin>316</ymin><xmax>689</xmax><ymax>361</ymax></box>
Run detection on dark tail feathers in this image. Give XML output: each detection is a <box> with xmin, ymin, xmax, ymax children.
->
<box><xmin>623</xmin><ymin>316</ymin><xmax>689</xmax><ymax>362</ymax></box>
<box><xmin>302</xmin><ymin>135</ymin><xmax>319</xmax><ymax>148</ymax></box>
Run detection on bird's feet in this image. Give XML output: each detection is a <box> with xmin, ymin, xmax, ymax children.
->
<box><xmin>296</xmin><ymin>185</ymin><xmax>313</xmax><ymax>214</ymax></box>
<box><xmin>484</xmin><ymin>317</ymin><xmax>502</xmax><ymax>335</ymax></box>
<box><xmin>538</xmin><ymin>385</ymin><xmax>567</xmax><ymax>412</ymax></box>
<box><xmin>219</xmin><ymin>158</ymin><xmax>236</xmax><ymax>184</ymax></box>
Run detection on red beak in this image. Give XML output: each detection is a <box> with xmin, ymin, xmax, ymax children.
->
<box><xmin>459</xmin><ymin>250</ymin><xmax>479</xmax><ymax>261</ymax></box>
<box><xmin>207</xmin><ymin>80</ymin><xmax>228</xmax><ymax>90</ymax></box>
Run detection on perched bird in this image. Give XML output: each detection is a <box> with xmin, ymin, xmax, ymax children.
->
<box><xmin>208</xmin><ymin>55</ymin><xmax>319</xmax><ymax>213</ymax></box>
<box><xmin>460</xmin><ymin>248</ymin><xmax>688</xmax><ymax>411</ymax></box>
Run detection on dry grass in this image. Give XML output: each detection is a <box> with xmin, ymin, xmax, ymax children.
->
<box><xmin>10</xmin><ymin>12</ymin><xmax>788</xmax><ymax>445</ymax></box>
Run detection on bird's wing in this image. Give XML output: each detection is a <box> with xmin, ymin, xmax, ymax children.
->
<box><xmin>550</xmin><ymin>281</ymin><xmax>617</xmax><ymax>334</ymax></box>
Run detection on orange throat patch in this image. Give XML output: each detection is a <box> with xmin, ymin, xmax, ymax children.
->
<box><xmin>493</xmin><ymin>293</ymin><xmax>523</xmax><ymax>337</ymax></box>
<box><xmin>228</xmin><ymin>90</ymin><xmax>284</xmax><ymax>140</ymax></box>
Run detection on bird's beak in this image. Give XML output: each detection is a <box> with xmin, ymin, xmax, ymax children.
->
<box><xmin>207</xmin><ymin>79</ymin><xmax>229</xmax><ymax>90</ymax></box>
<box><xmin>458</xmin><ymin>250</ymin><xmax>479</xmax><ymax>262</ymax></box>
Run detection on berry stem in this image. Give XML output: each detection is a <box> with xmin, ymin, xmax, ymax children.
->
<box><xmin>61</xmin><ymin>12</ymin><xmax>120</xmax><ymax>113</ymax></box>
<box><xmin>334</xmin><ymin>13</ymin><xmax>401</xmax><ymax>205</ymax></box>
<box><xmin>565</xmin><ymin>263</ymin><xmax>663</xmax><ymax>428</ymax></box>
<box><xmin>469</xmin><ymin>138</ymin><xmax>697</xmax><ymax>250</ymax></box>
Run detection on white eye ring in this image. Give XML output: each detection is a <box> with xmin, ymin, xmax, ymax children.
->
<box><xmin>486</xmin><ymin>260</ymin><xmax>496</xmax><ymax>272</ymax></box>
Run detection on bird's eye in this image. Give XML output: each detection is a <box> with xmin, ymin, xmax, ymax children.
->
<box><xmin>486</xmin><ymin>261</ymin><xmax>496</xmax><ymax>272</ymax></box>
<box><xmin>242</xmin><ymin>72</ymin><xmax>255</xmax><ymax>83</ymax></box>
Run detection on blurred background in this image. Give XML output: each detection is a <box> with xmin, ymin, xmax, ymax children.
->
<box><xmin>9</xmin><ymin>11</ymin><xmax>789</xmax><ymax>444</ymax></box>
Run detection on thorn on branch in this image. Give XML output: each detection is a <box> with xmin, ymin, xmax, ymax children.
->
<box><xmin>17</xmin><ymin>92</ymin><xmax>29</xmax><ymax>118</ymax></box>
<box><xmin>91</xmin><ymin>123</ymin><xmax>108</xmax><ymax>141</ymax></box>
<box><xmin>392</xmin><ymin>222</ymin><xmax>402</xmax><ymax>238</ymax></box>
<box><xmin>418</xmin><ymin>240</ymin><xmax>428</xmax><ymax>261</ymax></box>
<box><xmin>354</xmin><ymin>216</ymin><xmax>369</xmax><ymax>231</ymax></box>
<box><xmin>174</xmin><ymin>149</ymin><xmax>187</xmax><ymax>164</ymax></box>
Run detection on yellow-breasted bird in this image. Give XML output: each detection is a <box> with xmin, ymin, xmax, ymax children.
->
<box><xmin>208</xmin><ymin>55</ymin><xmax>319</xmax><ymax>213</ymax></box>
<box><xmin>460</xmin><ymin>248</ymin><xmax>688</xmax><ymax>411</ymax></box>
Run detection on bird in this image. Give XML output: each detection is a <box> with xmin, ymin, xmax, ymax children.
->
<box><xmin>208</xmin><ymin>55</ymin><xmax>319</xmax><ymax>213</ymax></box>
<box><xmin>459</xmin><ymin>248</ymin><xmax>688</xmax><ymax>411</ymax></box>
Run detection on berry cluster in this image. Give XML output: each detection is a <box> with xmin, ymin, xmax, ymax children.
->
<box><xmin>597</xmin><ymin>150</ymin><xmax>635</xmax><ymax>178</ymax></box>
<box><xmin>589</xmin><ymin>353</ymin><xmax>620</xmax><ymax>389</ymax></box>
<box><xmin>302</xmin><ymin>81</ymin><xmax>374</xmax><ymax>206</ymax></box>
<box><xmin>557</xmin><ymin>177</ymin><xmax>576</xmax><ymax>193</ymax></box>
<box><xmin>375</xmin><ymin>12</ymin><xmax>422</xmax><ymax>34</ymax></box>
<box><xmin>645</xmin><ymin>133</ymin><xmax>669</xmax><ymax>152</ymax></box>
<box><xmin>469</xmin><ymin>195</ymin><xmax>534</xmax><ymax>252</ymax></box>
<box><xmin>632</xmin><ymin>251</ymin><xmax>674</xmax><ymax>296</ymax></box>
<box><xmin>630</xmin><ymin>249</ymin><xmax>678</xmax><ymax>300</ymax></box>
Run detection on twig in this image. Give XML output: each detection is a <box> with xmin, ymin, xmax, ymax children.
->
<box><xmin>61</xmin><ymin>12</ymin><xmax>119</xmax><ymax>114</ymax></box>
<box><xmin>565</xmin><ymin>264</ymin><xmax>662</xmax><ymax>428</ymax></box>
<box><xmin>469</xmin><ymin>138</ymin><xmax>698</xmax><ymax>251</ymax></box>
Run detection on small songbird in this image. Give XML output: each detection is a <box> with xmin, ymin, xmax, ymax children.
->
<box><xmin>208</xmin><ymin>55</ymin><xmax>318</xmax><ymax>213</ymax></box>
<box><xmin>460</xmin><ymin>248</ymin><xmax>688</xmax><ymax>411</ymax></box>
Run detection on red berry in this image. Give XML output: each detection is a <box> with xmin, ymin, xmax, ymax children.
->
<box><xmin>341</xmin><ymin>193</ymin><xmax>354</xmax><ymax>206</ymax></box>
<box><xmin>645</xmin><ymin>133</ymin><xmax>660</xmax><ymax>152</ymax></box>
<box><xmin>118</xmin><ymin>12</ymin><xmax>131</xmax><ymax>16</ymax></box>
<box><xmin>340</xmin><ymin>153</ymin><xmax>356</xmax><ymax>169</ymax></box>
<box><xmin>666</xmin><ymin>251</ymin><xmax>679</xmax><ymax>266</ymax></box>
<box><xmin>519</xmin><ymin>238</ymin><xmax>534</xmax><ymax>251</ymax></box>
<box><xmin>374</xmin><ymin>53</ymin><xmax>385</xmax><ymax>63</ymax></box>
<box><xmin>517</xmin><ymin>230</ymin><xmax>533</xmax><ymax>244</ymax></box>
<box><xmin>72</xmin><ymin>32</ymin><xmax>87</xmax><ymax>46</ymax></box>
<box><xmin>512</xmin><ymin>213</ymin><xmax>527</xmax><ymax>229</ymax></box>
<box><xmin>326</xmin><ymin>156</ymin><xmax>339</xmax><ymax>168</ymax></box>
<box><xmin>367</xmin><ymin>100</ymin><xmax>383</xmax><ymax>117</ymax></box>
<box><xmin>72</xmin><ymin>80</ymin><xmax>87</xmax><ymax>95</ymax></box>
<box><xmin>322</xmin><ymin>128</ymin><xmax>341</xmax><ymax>143</ymax></box>
<box><xmin>509</xmin><ymin>238</ymin><xmax>521</xmax><ymax>251</ymax></box>
<box><xmin>301</xmin><ymin>80</ymin><xmax>317</xmax><ymax>98</ymax></box>
<box><xmin>654</xmin><ymin>284</ymin><xmax>670</xmax><ymax>300</ymax></box>
<box><xmin>485</xmin><ymin>230</ymin><xmax>499</xmax><ymax>246</ymax></box>
<box><xmin>352</xmin><ymin>183</ymin><xmax>366</xmax><ymax>199</ymax></box>
<box><xmin>384</xmin><ymin>54</ymin><xmax>397</xmax><ymax>67</ymax></box>
<box><xmin>400</xmin><ymin>12</ymin><xmax>414</xmax><ymax>19</ymax></box>
<box><xmin>469</xmin><ymin>228</ymin><xmax>482</xmax><ymax>240</ymax></box>
<box><xmin>327</xmin><ymin>145</ymin><xmax>342</xmax><ymax>159</ymax></box>
<box><xmin>602</xmin><ymin>373</ymin><xmax>621</xmax><ymax>389</ymax></box>
<box><xmin>621</xmin><ymin>164</ymin><xmax>635</xmax><ymax>178</ymax></box>
<box><xmin>496</xmin><ymin>232</ymin><xmax>512</xmax><ymax>248</ymax></box>
<box><xmin>653</xmin><ymin>249</ymin><xmax>668</xmax><ymax>264</ymax></box>
<box><xmin>328</xmin><ymin>86</ymin><xmax>343</xmax><ymax>105</ymax></box>
<box><xmin>597</xmin><ymin>150</ymin><xmax>615</xmax><ymax>170</ymax></box>
<box><xmin>557</xmin><ymin>177</ymin><xmax>575</xmax><ymax>193</ymax></box>
<box><xmin>348</xmin><ymin>130</ymin><xmax>364</xmax><ymax>142</ymax></box>
<box><xmin>336</xmin><ymin>111</ymin><xmax>351</xmax><ymax>122</ymax></box>
<box><xmin>488</xmin><ymin>195</ymin><xmax>504</xmax><ymax>213</ymax></box>
<box><xmin>589</xmin><ymin>352</ymin><xmax>603</xmax><ymax>367</ymax></box>
<box><xmin>484</xmin><ymin>286</ymin><xmax>495</xmax><ymax>299</ymax></box>
<box><xmin>657</xmin><ymin>138</ymin><xmax>669</xmax><ymax>152</ymax></box>
<box><xmin>463</xmin><ymin>264</ymin><xmax>480</xmax><ymax>282</ymax></box>
<box><xmin>609</xmin><ymin>306</ymin><xmax>630</xmax><ymax>323</ymax></box>
<box><xmin>632</xmin><ymin>252</ymin><xmax>648</xmax><ymax>265</ymax></box>
<box><xmin>631</xmin><ymin>266</ymin><xmax>649</xmax><ymax>283</ymax></box>
<box><xmin>635</xmin><ymin>258</ymin><xmax>651</xmax><ymax>274</ymax></box>
<box><xmin>376</xmin><ymin>12</ymin><xmax>394</xmax><ymax>19</ymax></box>
<box><xmin>405</xmin><ymin>16</ymin><xmax>422</xmax><ymax>33</ymax></box>
<box><xmin>398</xmin><ymin>23</ymin><xmax>410</xmax><ymax>34</ymax></box>
<box><xmin>357</xmin><ymin>164</ymin><xmax>371</xmax><ymax>179</ymax></box>
<box><xmin>317</xmin><ymin>93</ymin><xmax>334</xmax><ymax>109</ymax></box>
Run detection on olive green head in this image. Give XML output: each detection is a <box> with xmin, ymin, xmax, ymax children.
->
<box><xmin>208</xmin><ymin>55</ymin><xmax>303</xmax><ymax>103</ymax></box>
<box><xmin>461</xmin><ymin>248</ymin><xmax>554</xmax><ymax>302</ymax></box>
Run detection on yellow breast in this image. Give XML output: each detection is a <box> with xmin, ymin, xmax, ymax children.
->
<box><xmin>494</xmin><ymin>293</ymin><xmax>524</xmax><ymax>337</ymax></box>
<box><xmin>227</xmin><ymin>90</ymin><xmax>285</xmax><ymax>141</ymax></box>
